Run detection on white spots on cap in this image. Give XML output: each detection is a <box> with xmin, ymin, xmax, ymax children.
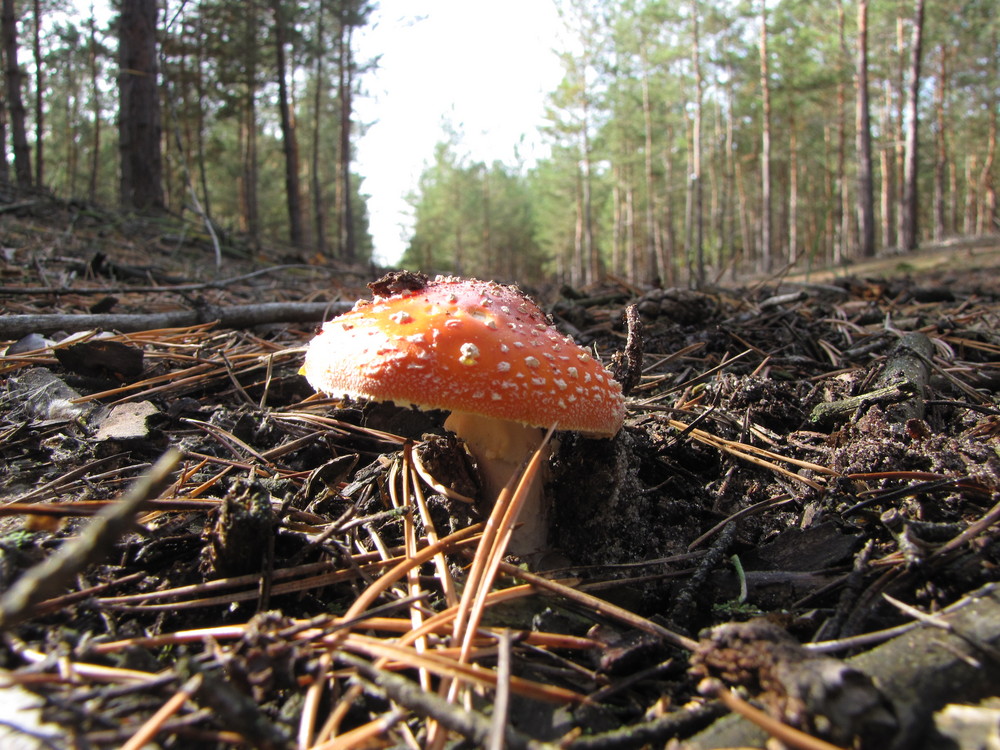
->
<box><xmin>491</xmin><ymin>392</ymin><xmax>502</xmax><ymax>400</ymax></box>
<box><xmin>583</xmin><ymin>372</ymin><xmax>592</xmax><ymax>383</ymax></box>
<box><xmin>497</xmin><ymin>361</ymin><xmax>511</xmax><ymax>372</ymax></box>
<box><xmin>567</xmin><ymin>366</ymin><xmax>579</xmax><ymax>379</ymax></box>
<box><xmin>500</xmin><ymin>343</ymin><xmax>509</xmax><ymax>353</ymax></box>
<box><xmin>405</xmin><ymin>333</ymin><xmax>426</xmax><ymax>344</ymax></box>
<box><xmin>524</xmin><ymin>355</ymin><xmax>540</xmax><ymax>369</ymax></box>
<box><xmin>531</xmin><ymin>377</ymin><xmax>546</xmax><ymax>387</ymax></box>
<box><xmin>554</xmin><ymin>378</ymin><xmax>567</xmax><ymax>391</ymax></box>
<box><xmin>389</xmin><ymin>311</ymin><xmax>413</xmax><ymax>325</ymax></box>
<box><xmin>513</xmin><ymin>341</ymin><xmax>525</xmax><ymax>349</ymax></box>
<box><xmin>446</xmin><ymin>293</ymin><xmax>458</xmax><ymax>304</ymax></box>
<box><xmin>459</xmin><ymin>342</ymin><xmax>480</xmax><ymax>366</ymax></box>
<box><xmin>445</xmin><ymin>318</ymin><xmax>461</xmax><ymax>329</ymax></box>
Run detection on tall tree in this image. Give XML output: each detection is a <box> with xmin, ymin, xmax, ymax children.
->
<box><xmin>270</xmin><ymin>0</ymin><xmax>305</xmax><ymax>247</ymax></box>
<box><xmin>690</xmin><ymin>0</ymin><xmax>705</xmax><ymax>285</ymax></box>
<box><xmin>32</xmin><ymin>0</ymin><xmax>42</xmax><ymax>187</ymax></box>
<box><xmin>855</xmin><ymin>0</ymin><xmax>875</xmax><ymax>257</ymax></box>
<box><xmin>118</xmin><ymin>0</ymin><xmax>164</xmax><ymax>210</ymax></box>
<box><xmin>899</xmin><ymin>0</ymin><xmax>926</xmax><ymax>252</ymax></box>
<box><xmin>2</xmin><ymin>0</ymin><xmax>32</xmax><ymax>188</ymax></box>
<box><xmin>336</xmin><ymin>1</ymin><xmax>362</xmax><ymax>261</ymax></box>
<box><xmin>758</xmin><ymin>1</ymin><xmax>773</xmax><ymax>271</ymax></box>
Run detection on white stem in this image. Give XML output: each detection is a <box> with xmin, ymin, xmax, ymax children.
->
<box><xmin>443</xmin><ymin>411</ymin><xmax>550</xmax><ymax>558</ymax></box>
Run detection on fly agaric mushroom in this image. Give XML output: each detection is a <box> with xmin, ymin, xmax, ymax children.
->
<box><xmin>302</xmin><ymin>272</ymin><xmax>625</xmax><ymax>559</ymax></box>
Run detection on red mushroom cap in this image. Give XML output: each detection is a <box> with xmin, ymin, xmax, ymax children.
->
<box><xmin>303</xmin><ymin>275</ymin><xmax>625</xmax><ymax>437</ymax></box>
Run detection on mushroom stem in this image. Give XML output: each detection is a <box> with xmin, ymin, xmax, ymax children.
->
<box><xmin>443</xmin><ymin>411</ymin><xmax>550</xmax><ymax>559</ymax></box>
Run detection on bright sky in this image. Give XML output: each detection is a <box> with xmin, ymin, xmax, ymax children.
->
<box><xmin>353</xmin><ymin>1</ymin><xmax>566</xmax><ymax>266</ymax></box>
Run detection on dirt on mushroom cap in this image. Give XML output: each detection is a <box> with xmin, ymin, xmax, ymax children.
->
<box><xmin>303</xmin><ymin>275</ymin><xmax>625</xmax><ymax>437</ymax></box>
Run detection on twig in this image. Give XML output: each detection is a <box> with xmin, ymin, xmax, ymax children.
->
<box><xmin>0</xmin><ymin>300</ymin><xmax>353</xmax><ymax>338</ymax></box>
<box><xmin>120</xmin><ymin>674</ymin><xmax>203</xmax><ymax>750</ymax></box>
<box><xmin>340</xmin><ymin>652</ymin><xmax>535</xmax><ymax>750</ymax></box>
<box><xmin>0</xmin><ymin>449</ymin><xmax>181</xmax><ymax>630</ymax></box>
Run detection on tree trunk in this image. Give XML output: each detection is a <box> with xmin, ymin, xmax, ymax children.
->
<box><xmin>758</xmin><ymin>3</ymin><xmax>773</xmax><ymax>272</ymax></box>
<box><xmin>87</xmin><ymin>12</ymin><xmax>102</xmax><ymax>203</ymax></box>
<box><xmin>691</xmin><ymin>0</ymin><xmax>704</xmax><ymax>286</ymax></box>
<box><xmin>933</xmin><ymin>44</ymin><xmax>948</xmax><ymax>241</ymax></box>
<box><xmin>833</xmin><ymin>0</ymin><xmax>848</xmax><ymax>264</ymax></box>
<box><xmin>338</xmin><ymin>14</ymin><xmax>356</xmax><ymax>262</ymax></box>
<box><xmin>880</xmin><ymin>80</ymin><xmax>895</xmax><ymax>250</ymax></box>
<box><xmin>271</xmin><ymin>0</ymin><xmax>305</xmax><ymax>248</ymax></box>
<box><xmin>311</xmin><ymin>0</ymin><xmax>327</xmax><ymax>257</ymax></box>
<box><xmin>240</xmin><ymin>1</ymin><xmax>260</xmax><ymax>245</ymax></box>
<box><xmin>2</xmin><ymin>0</ymin><xmax>32</xmax><ymax>188</ymax></box>
<box><xmin>900</xmin><ymin>0</ymin><xmax>926</xmax><ymax>252</ymax></box>
<box><xmin>194</xmin><ymin>13</ymin><xmax>212</xmax><ymax>222</ymax></box>
<box><xmin>118</xmin><ymin>0</ymin><xmax>164</xmax><ymax>211</ymax></box>
<box><xmin>640</xmin><ymin>49</ymin><xmax>662</xmax><ymax>287</ymax></box>
<box><xmin>976</xmin><ymin>28</ymin><xmax>997</xmax><ymax>236</ymax></box>
<box><xmin>855</xmin><ymin>0</ymin><xmax>876</xmax><ymax>258</ymax></box>
<box><xmin>788</xmin><ymin>112</ymin><xmax>799</xmax><ymax>263</ymax></box>
<box><xmin>31</xmin><ymin>0</ymin><xmax>41</xmax><ymax>187</ymax></box>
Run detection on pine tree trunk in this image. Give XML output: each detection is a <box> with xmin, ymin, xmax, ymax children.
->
<box><xmin>338</xmin><ymin>17</ymin><xmax>356</xmax><ymax>262</ymax></box>
<box><xmin>240</xmin><ymin>2</ymin><xmax>259</xmax><ymax>244</ymax></box>
<box><xmin>855</xmin><ymin>0</ymin><xmax>876</xmax><ymax>258</ymax></box>
<box><xmin>31</xmin><ymin>0</ymin><xmax>41</xmax><ymax>187</ymax></box>
<box><xmin>833</xmin><ymin>0</ymin><xmax>847</xmax><ymax>264</ymax></box>
<box><xmin>640</xmin><ymin>50</ymin><xmax>662</xmax><ymax>287</ymax></box>
<box><xmin>87</xmin><ymin>12</ymin><xmax>101</xmax><ymax>203</ymax></box>
<box><xmin>271</xmin><ymin>0</ymin><xmax>305</xmax><ymax>247</ymax></box>
<box><xmin>900</xmin><ymin>0</ymin><xmax>926</xmax><ymax>252</ymax></box>
<box><xmin>691</xmin><ymin>1</ymin><xmax>704</xmax><ymax>286</ymax></box>
<box><xmin>933</xmin><ymin>44</ymin><xmax>948</xmax><ymax>241</ymax></box>
<box><xmin>118</xmin><ymin>0</ymin><xmax>164</xmax><ymax>211</ymax></box>
<box><xmin>759</xmin><ymin>3</ymin><xmax>773</xmax><ymax>272</ymax></box>
<box><xmin>311</xmin><ymin>1</ymin><xmax>327</xmax><ymax>257</ymax></box>
<box><xmin>976</xmin><ymin>29</ymin><xmax>997</xmax><ymax>236</ymax></box>
<box><xmin>2</xmin><ymin>0</ymin><xmax>32</xmax><ymax>188</ymax></box>
<box><xmin>880</xmin><ymin>80</ymin><xmax>895</xmax><ymax>250</ymax></box>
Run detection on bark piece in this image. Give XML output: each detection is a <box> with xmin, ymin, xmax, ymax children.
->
<box><xmin>687</xmin><ymin>583</ymin><xmax>1000</xmax><ymax>749</ymax></box>
<box><xmin>54</xmin><ymin>339</ymin><xmax>144</xmax><ymax>380</ymax></box>
<box><xmin>689</xmin><ymin>619</ymin><xmax>897</xmax><ymax>748</ymax></box>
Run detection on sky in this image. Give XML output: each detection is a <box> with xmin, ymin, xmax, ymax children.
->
<box><xmin>352</xmin><ymin>1</ymin><xmax>566</xmax><ymax>265</ymax></box>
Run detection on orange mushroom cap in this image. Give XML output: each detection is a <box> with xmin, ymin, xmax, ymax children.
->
<box><xmin>303</xmin><ymin>275</ymin><xmax>625</xmax><ymax>437</ymax></box>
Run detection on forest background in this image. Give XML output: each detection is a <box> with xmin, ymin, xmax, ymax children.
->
<box><xmin>0</xmin><ymin>0</ymin><xmax>996</xmax><ymax>289</ymax></box>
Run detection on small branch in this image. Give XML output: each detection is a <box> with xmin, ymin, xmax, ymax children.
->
<box><xmin>0</xmin><ymin>449</ymin><xmax>182</xmax><ymax>630</ymax></box>
<box><xmin>0</xmin><ymin>301</ymin><xmax>353</xmax><ymax>339</ymax></box>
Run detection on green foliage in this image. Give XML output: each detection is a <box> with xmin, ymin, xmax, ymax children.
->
<box><xmin>402</xmin><ymin>137</ymin><xmax>545</xmax><ymax>283</ymax></box>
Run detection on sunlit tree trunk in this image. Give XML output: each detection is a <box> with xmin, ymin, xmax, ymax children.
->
<box><xmin>690</xmin><ymin>0</ymin><xmax>704</xmax><ymax>285</ymax></box>
<box><xmin>758</xmin><ymin>2</ymin><xmax>772</xmax><ymax>271</ymax></box>
<box><xmin>310</xmin><ymin>0</ymin><xmax>327</xmax><ymax>256</ymax></box>
<box><xmin>32</xmin><ymin>0</ymin><xmax>42</xmax><ymax>187</ymax></box>
<box><xmin>639</xmin><ymin>49</ymin><xmax>662</xmax><ymax>286</ymax></box>
<box><xmin>833</xmin><ymin>0</ymin><xmax>848</xmax><ymax>263</ymax></box>
<box><xmin>788</xmin><ymin>112</ymin><xmax>799</xmax><ymax>263</ymax></box>
<box><xmin>855</xmin><ymin>0</ymin><xmax>875</xmax><ymax>258</ymax></box>
<box><xmin>933</xmin><ymin>44</ymin><xmax>948</xmax><ymax>241</ymax></box>
<box><xmin>337</xmin><ymin>12</ymin><xmax>356</xmax><ymax>261</ymax></box>
<box><xmin>900</xmin><ymin>0</ymin><xmax>925</xmax><ymax>252</ymax></box>
<box><xmin>880</xmin><ymin>80</ymin><xmax>895</xmax><ymax>250</ymax></box>
<box><xmin>976</xmin><ymin>28</ymin><xmax>997</xmax><ymax>236</ymax></box>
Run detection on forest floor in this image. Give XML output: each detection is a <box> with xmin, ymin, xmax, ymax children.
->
<box><xmin>2</xmin><ymin>197</ymin><xmax>1000</xmax><ymax>749</ymax></box>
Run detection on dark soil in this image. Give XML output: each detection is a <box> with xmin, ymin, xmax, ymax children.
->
<box><xmin>3</xmin><ymin>200</ymin><xmax>1000</xmax><ymax>749</ymax></box>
